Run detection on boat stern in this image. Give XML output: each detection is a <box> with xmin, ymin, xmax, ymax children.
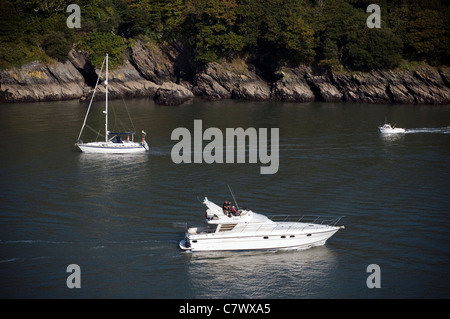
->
<box><xmin>179</xmin><ymin>236</ymin><xmax>192</xmax><ymax>251</ymax></box>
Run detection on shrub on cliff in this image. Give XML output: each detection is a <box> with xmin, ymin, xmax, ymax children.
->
<box><xmin>347</xmin><ymin>28</ymin><xmax>403</xmax><ymax>71</ymax></box>
<box><xmin>75</xmin><ymin>31</ymin><xmax>126</xmax><ymax>68</ymax></box>
<box><xmin>42</xmin><ymin>31</ymin><xmax>73</xmax><ymax>62</ymax></box>
<box><xmin>407</xmin><ymin>9</ymin><xmax>448</xmax><ymax>66</ymax></box>
<box><xmin>311</xmin><ymin>0</ymin><xmax>403</xmax><ymax>72</ymax></box>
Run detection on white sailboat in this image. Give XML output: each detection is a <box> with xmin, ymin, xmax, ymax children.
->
<box><xmin>76</xmin><ymin>53</ymin><xmax>149</xmax><ymax>153</ymax></box>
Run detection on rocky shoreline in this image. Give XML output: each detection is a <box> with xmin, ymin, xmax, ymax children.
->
<box><xmin>1</xmin><ymin>40</ymin><xmax>449</xmax><ymax>105</ymax></box>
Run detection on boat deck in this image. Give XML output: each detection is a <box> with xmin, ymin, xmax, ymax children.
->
<box><xmin>269</xmin><ymin>215</ymin><xmax>343</xmax><ymax>226</ymax></box>
<box><xmin>188</xmin><ymin>215</ymin><xmax>344</xmax><ymax>235</ymax></box>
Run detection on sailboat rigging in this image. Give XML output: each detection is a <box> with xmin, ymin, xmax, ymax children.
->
<box><xmin>75</xmin><ymin>53</ymin><xmax>149</xmax><ymax>153</ymax></box>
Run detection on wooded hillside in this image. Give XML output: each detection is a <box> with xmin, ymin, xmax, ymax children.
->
<box><xmin>0</xmin><ymin>0</ymin><xmax>448</xmax><ymax>72</ymax></box>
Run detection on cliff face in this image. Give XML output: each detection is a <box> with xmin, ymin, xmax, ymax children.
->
<box><xmin>1</xmin><ymin>41</ymin><xmax>449</xmax><ymax>105</ymax></box>
<box><xmin>192</xmin><ymin>60</ymin><xmax>271</xmax><ymax>101</ymax></box>
<box><xmin>192</xmin><ymin>62</ymin><xmax>450</xmax><ymax>105</ymax></box>
<box><xmin>0</xmin><ymin>41</ymin><xmax>193</xmax><ymax>105</ymax></box>
<box><xmin>0</xmin><ymin>59</ymin><xmax>87</xmax><ymax>102</ymax></box>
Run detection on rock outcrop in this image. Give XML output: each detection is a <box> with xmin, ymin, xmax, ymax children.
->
<box><xmin>129</xmin><ymin>40</ymin><xmax>176</xmax><ymax>85</ymax></box>
<box><xmin>0</xmin><ymin>59</ymin><xmax>87</xmax><ymax>102</ymax></box>
<box><xmin>271</xmin><ymin>67</ymin><xmax>315</xmax><ymax>102</ymax></box>
<box><xmin>1</xmin><ymin>42</ymin><xmax>449</xmax><ymax>105</ymax></box>
<box><xmin>271</xmin><ymin>65</ymin><xmax>450</xmax><ymax>105</ymax></box>
<box><xmin>192</xmin><ymin>60</ymin><xmax>271</xmax><ymax>101</ymax></box>
<box><xmin>153</xmin><ymin>81</ymin><xmax>193</xmax><ymax>105</ymax></box>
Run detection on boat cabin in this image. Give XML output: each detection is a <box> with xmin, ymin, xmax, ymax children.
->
<box><xmin>203</xmin><ymin>197</ymin><xmax>273</xmax><ymax>226</ymax></box>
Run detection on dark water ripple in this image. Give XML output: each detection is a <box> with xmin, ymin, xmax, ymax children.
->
<box><xmin>0</xmin><ymin>99</ymin><xmax>449</xmax><ymax>298</ymax></box>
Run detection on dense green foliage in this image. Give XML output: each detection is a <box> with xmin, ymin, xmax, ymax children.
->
<box><xmin>0</xmin><ymin>0</ymin><xmax>448</xmax><ymax>71</ymax></box>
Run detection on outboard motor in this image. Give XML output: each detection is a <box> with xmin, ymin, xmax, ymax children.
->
<box><xmin>184</xmin><ymin>237</ymin><xmax>191</xmax><ymax>248</ymax></box>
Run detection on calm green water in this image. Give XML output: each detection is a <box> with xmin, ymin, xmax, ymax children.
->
<box><xmin>0</xmin><ymin>98</ymin><xmax>449</xmax><ymax>298</ymax></box>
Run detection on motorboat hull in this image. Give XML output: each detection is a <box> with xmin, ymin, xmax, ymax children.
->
<box><xmin>180</xmin><ymin>197</ymin><xmax>344</xmax><ymax>252</ymax></box>
<box><xmin>77</xmin><ymin>142</ymin><xmax>147</xmax><ymax>154</ymax></box>
<box><xmin>378</xmin><ymin>127</ymin><xmax>406</xmax><ymax>134</ymax></box>
<box><xmin>179</xmin><ymin>227</ymin><xmax>340</xmax><ymax>252</ymax></box>
<box><xmin>378</xmin><ymin>123</ymin><xmax>406</xmax><ymax>134</ymax></box>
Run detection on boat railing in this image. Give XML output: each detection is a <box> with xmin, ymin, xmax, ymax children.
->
<box><xmin>190</xmin><ymin>215</ymin><xmax>344</xmax><ymax>235</ymax></box>
<box><xmin>236</xmin><ymin>215</ymin><xmax>344</xmax><ymax>234</ymax></box>
<box><xmin>269</xmin><ymin>215</ymin><xmax>344</xmax><ymax>226</ymax></box>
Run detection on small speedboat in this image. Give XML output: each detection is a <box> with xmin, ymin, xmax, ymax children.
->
<box><xmin>179</xmin><ymin>197</ymin><xmax>344</xmax><ymax>252</ymax></box>
<box><xmin>378</xmin><ymin>123</ymin><xmax>406</xmax><ymax>134</ymax></box>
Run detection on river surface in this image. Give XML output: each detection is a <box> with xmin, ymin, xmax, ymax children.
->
<box><xmin>0</xmin><ymin>98</ymin><xmax>449</xmax><ymax>299</ymax></box>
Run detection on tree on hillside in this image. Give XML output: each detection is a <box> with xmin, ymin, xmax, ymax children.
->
<box><xmin>312</xmin><ymin>0</ymin><xmax>403</xmax><ymax>71</ymax></box>
<box><xmin>407</xmin><ymin>9</ymin><xmax>448</xmax><ymax>65</ymax></box>
<box><xmin>184</xmin><ymin>0</ymin><xmax>244</xmax><ymax>64</ymax></box>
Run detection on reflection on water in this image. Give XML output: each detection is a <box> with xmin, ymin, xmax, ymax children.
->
<box><xmin>186</xmin><ymin>247</ymin><xmax>338</xmax><ymax>298</ymax></box>
<box><xmin>378</xmin><ymin>133</ymin><xmax>405</xmax><ymax>143</ymax></box>
<box><xmin>76</xmin><ymin>153</ymin><xmax>150</xmax><ymax>203</ymax></box>
<box><xmin>77</xmin><ymin>152</ymin><xmax>149</xmax><ymax>180</ymax></box>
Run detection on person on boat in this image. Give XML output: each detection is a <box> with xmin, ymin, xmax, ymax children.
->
<box><xmin>223</xmin><ymin>201</ymin><xmax>230</xmax><ymax>214</ymax></box>
<box><xmin>230</xmin><ymin>205</ymin><xmax>238</xmax><ymax>216</ymax></box>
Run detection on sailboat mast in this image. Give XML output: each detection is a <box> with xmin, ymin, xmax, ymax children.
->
<box><xmin>105</xmin><ymin>53</ymin><xmax>109</xmax><ymax>142</ymax></box>
<box><xmin>76</xmin><ymin>57</ymin><xmax>106</xmax><ymax>143</ymax></box>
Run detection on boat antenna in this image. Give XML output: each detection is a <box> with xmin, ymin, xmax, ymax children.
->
<box><xmin>227</xmin><ymin>184</ymin><xmax>240</xmax><ymax>210</ymax></box>
<box><xmin>105</xmin><ymin>53</ymin><xmax>109</xmax><ymax>142</ymax></box>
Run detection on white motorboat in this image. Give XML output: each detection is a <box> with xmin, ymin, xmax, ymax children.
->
<box><xmin>378</xmin><ymin>123</ymin><xmax>406</xmax><ymax>134</ymax></box>
<box><xmin>75</xmin><ymin>53</ymin><xmax>149</xmax><ymax>153</ymax></box>
<box><xmin>179</xmin><ymin>197</ymin><xmax>344</xmax><ymax>252</ymax></box>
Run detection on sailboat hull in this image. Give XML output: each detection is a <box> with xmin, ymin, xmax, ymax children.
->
<box><xmin>77</xmin><ymin>142</ymin><xmax>146</xmax><ymax>154</ymax></box>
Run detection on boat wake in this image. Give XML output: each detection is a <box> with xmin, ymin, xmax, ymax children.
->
<box><xmin>406</xmin><ymin>126</ymin><xmax>450</xmax><ymax>134</ymax></box>
<box><xmin>0</xmin><ymin>239</ymin><xmax>165</xmax><ymax>264</ymax></box>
